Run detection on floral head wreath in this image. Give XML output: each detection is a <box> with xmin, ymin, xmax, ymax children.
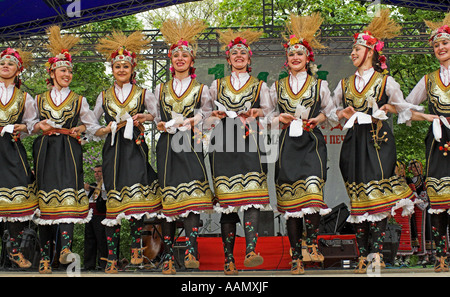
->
<box><xmin>218</xmin><ymin>29</ymin><xmax>262</xmax><ymax>59</ymax></box>
<box><xmin>425</xmin><ymin>13</ymin><xmax>450</xmax><ymax>45</ymax></box>
<box><xmin>352</xmin><ymin>9</ymin><xmax>401</xmax><ymax>72</ymax></box>
<box><xmin>96</xmin><ymin>30</ymin><xmax>150</xmax><ymax>70</ymax></box>
<box><xmin>283</xmin><ymin>36</ymin><xmax>315</xmax><ymax>62</ymax></box>
<box><xmin>226</xmin><ymin>36</ymin><xmax>253</xmax><ymax>56</ymax></box>
<box><xmin>0</xmin><ymin>48</ymin><xmax>27</xmax><ymax>72</ymax></box>
<box><xmin>44</xmin><ymin>26</ymin><xmax>79</xmax><ymax>73</ymax></box>
<box><xmin>283</xmin><ymin>13</ymin><xmax>325</xmax><ymax>64</ymax></box>
<box><xmin>110</xmin><ymin>46</ymin><xmax>138</xmax><ymax>67</ymax></box>
<box><xmin>160</xmin><ymin>19</ymin><xmax>206</xmax><ymax>78</ymax></box>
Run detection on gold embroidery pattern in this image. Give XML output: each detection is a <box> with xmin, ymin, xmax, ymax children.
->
<box><xmin>426</xmin><ymin>70</ymin><xmax>450</xmax><ymax>115</ymax></box>
<box><xmin>160</xmin><ymin>79</ymin><xmax>202</xmax><ymax>116</ymax></box>
<box><xmin>0</xmin><ymin>183</ymin><xmax>37</xmax><ymax>209</ymax></box>
<box><xmin>217</xmin><ymin>76</ymin><xmax>262</xmax><ymax>111</ymax></box>
<box><xmin>103</xmin><ymin>85</ymin><xmax>144</xmax><ymax>119</ymax></box>
<box><xmin>277</xmin><ymin>76</ymin><xmax>318</xmax><ymax>114</ymax></box>
<box><xmin>276</xmin><ymin>176</ymin><xmax>325</xmax><ymax>201</ymax></box>
<box><xmin>106</xmin><ymin>180</ymin><xmax>160</xmax><ymax>210</ymax></box>
<box><xmin>37</xmin><ymin>188</ymin><xmax>88</xmax><ymax>209</ymax></box>
<box><xmin>213</xmin><ymin>171</ymin><xmax>269</xmax><ymax>197</ymax></box>
<box><xmin>38</xmin><ymin>91</ymin><xmax>80</xmax><ymax>126</ymax></box>
<box><xmin>345</xmin><ymin>175</ymin><xmax>412</xmax><ymax>203</ymax></box>
<box><xmin>160</xmin><ymin>180</ymin><xmax>213</xmax><ymax>208</ymax></box>
<box><xmin>426</xmin><ymin>176</ymin><xmax>450</xmax><ymax>201</ymax></box>
<box><xmin>342</xmin><ymin>72</ymin><xmax>386</xmax><ymax>112</ymax></box>
<box><xmin>0</xmin><ymin>88</ymin><xmax>25</xmax><ymax>126</ymax></box>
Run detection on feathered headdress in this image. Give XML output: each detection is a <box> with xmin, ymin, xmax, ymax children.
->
<box><xmin>217</xmin><ymin>28</ymin><xmax>262</xmax><ymax>57</ymax></box>
<box><xmin>160</xmin><ymin>18</ymin><xmax>206</xmax><ymax>59</ymax></box>
<box><xmin>352</xmin><ymin>9</ymin><xmax>401</xmax><ymax>70</ymax></box>
<box><xmin>96</xmin><ymin>30</ymin><xmax>150</xmax><ymax>68</ymax></box>
<box><xmin>44</xmin><ymin>25</ymin><xmax>79</xmax><ymax>73</ymax></box>
<box><xmin>425</xmin><ymin>13</ymin><xmax>450</xmax><ymax>45</ymax></box>
<box><xmin>0</xmin><ymin>47</ymin><xmax>32</xmax><ymax>73</ymax></box>
<box><xmin>283</xmin><ymin>13</ymin><xmax>325</xmax><ymax>62</ymax></box>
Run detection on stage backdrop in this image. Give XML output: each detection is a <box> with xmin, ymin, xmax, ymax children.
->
<box><xmin>183</xmin><ymin>53</ymin><xmax>356</xmax><ymax>237</ymax></box>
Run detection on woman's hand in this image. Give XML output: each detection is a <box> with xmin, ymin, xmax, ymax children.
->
<box><xmin>13</xmin><ymin>124</ymin><xmax>27</xmax><ymax>133</ymax></box>
<box><xmin>307</xmin><ymin>113</ymin><xmax>326</xmax><ymax>129</ymax></box>
<box><xmin>380</xmin><ymin>103</ymin><xmax>397</xmax><ymax>114</ymax></box>
<box><xmin>244</xmin><ymin>108</ymin><xmax>263</xmax><ymax>118</ymax></box>
<box><xmin>70</xmin><ymin>124</ymin><xmax>86</xmax><ymax>136</ymax></box>
<box><xmin>94</xmin><ymin>122</ymin><xmax>112</xmax><ymax>137</ymax></box>
<box><xmin>211</xmin><ymin>110</ymin><xmax>227</xmax><ymax>119</ymax></box>
<box><xmin>278</xmin><ymin>113</ymin><xmax>295</xmax><ymax>125</ymax></box>
<box><xmin>36</xmin><ymin>119</ymin><xmax>52</xmax><ymax>132</ymax></box>
<box><xmin>156</xmin><ymin>121</ymin><xmax>167</xmax><ymax>132</ymax></box>
<box><xmin>338</xmin><ymin>106</ymin><xmax>356</xmax><ymax>120</ymax></box>
<box><xmin>132</xmin><ymin>113</ymin><xmax>153</xmax><ymax>126</ymax></box>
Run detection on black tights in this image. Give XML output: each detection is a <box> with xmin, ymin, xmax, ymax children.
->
<box><xmin>105</xmin><ymin>217</ymin><xmax>144</xmax><ymax>261</ymax></box>
<box><xmin>39</xmin><ymin>223</ymin><xmax>73</xmax><ymax>261</ymax></box>
<box><xmin>354</xmin><ymin>218</ymin><xmax>387</xmax><ymax>257</ymax></box>
<box><xmin>161</xmin><ymin>213</ymin><xmax>200</xmax><ymax>261</ymax></box>
<box><xmin>286</xmin><ymin>213</ymin><xmax>321</xmax><ymax>260</ymax></box>
<box><xmin>430</xmin><ymin>212</ymin><xmax>449</xmax><ymax>257</ymax></box>
<box><xmin>221</xmin><ymin>207</ymin><xmax>261</xmax><ymax>263</ymax></box>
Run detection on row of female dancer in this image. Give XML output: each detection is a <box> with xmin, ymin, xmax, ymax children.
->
<box><xmin>0</xmin><ymin>9</ymin><xmax>449</xmax><ymax>275</ymax></box>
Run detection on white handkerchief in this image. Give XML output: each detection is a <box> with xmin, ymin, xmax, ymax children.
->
<box><xmin>165</xmin><ymin>111</ymin><xmax>187</xmax><ymax>134</ymax></box>
<box><xmin>343</xmin><ymin>112</ymin><xmax>372</xmax><ymax>130</ymax></box>
<box><xmin>0</xmin><ymin>124</ymin><xmax>14</xmax><ymax>136</ymax></box>
<box><xmin>432</xmin><ymin>116</ymin><xmax>450</xmax><ymax>142</ymax></box>
<box><xmin>289</xmin><ymin>105</ymin><xmax>311</xmax><ymax>137</ymax></box>
<box><xmin>215</xmin><ymin>101</ymin><xmax>238</xmax><ymax>118</ymax></box>
<box><xmin>367</xmin><ymin>96</ymin><xmax>388</xmax><ymax>120</ymax></box>
<box><xmin>289</xmin><ymin>119</ymin><xmax>304</xmax><ymax>137</ymax></box>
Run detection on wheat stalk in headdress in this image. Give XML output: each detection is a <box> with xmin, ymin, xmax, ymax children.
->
<box><xmin>15</xmin><ymin>48</ymin><xmax>33</xmax><ymax>70</ymax></box>
<box><xmin>424</xmin><ymin>12</ymin><xmax>450</xmax><ymax>31</ymax></box>
<box><xmin>217</xmin><ymin>28</ymin><xmax>262</xmax><ymax>50</ymax></box>
<box><xmin>160</xmin><ymin>18</ymin><xmax>206</xmax><ymax>56</ymax></box>
<box><xmin>365</xmin><ymin>9</ymin><xmax>401</xmax><ymax>41</ymax></box>
<box><xmin>285</xmin><ymin>13</ymin><xmax>325</xmax><ymax>49</ymax></box>
<box><xmin>46</xmin><ymin>25</ymin><xmax>80</xmax><ymax>56</ymax></box>
<box><xmin>95</xmin><ymin>30</ymin><xmax>150</xmax><ymax>61</ymax></box>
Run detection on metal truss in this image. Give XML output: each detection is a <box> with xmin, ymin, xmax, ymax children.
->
<box><xmin>1</xmin><ymin>22</ymin><xmax>433</xmax><ymax>63</ymax></box>
<box><xmin>380</xmin><ymin>0</ymin><xmax>450</xmax><ymax>12</ymax></box>
<box><xmin>0</xmin><ymin>0</ymin><xmax>200</xmax><ymax>41</ymax></box>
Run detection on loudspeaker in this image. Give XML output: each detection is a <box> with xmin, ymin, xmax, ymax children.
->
<box><xmin>318</xmin><ymin>234</ymin><xmax>359</xmax><ymax>268</ymax></box>
<box><xmin>258</xmin><ymin>211</ymin><xmax>274</xmax><ymax>236</ymax></box>
<box><xmin>381</xmin><ymin>224</ymin><xmax>402</xmax><ymax>265</ymax></box>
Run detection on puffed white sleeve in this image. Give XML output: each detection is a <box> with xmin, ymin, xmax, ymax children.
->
<box><xmin>144</xmin><ymin>88</ymin><xmax>158</xmax><ymax>120</ymax></box>
<box><xmin>319</xmin><ymin>80</ymin><xmax>338</xmax><ymax>128</ymax></box>
<box><xmin>153</xmin><ymin>84</ymin><xmax>162</xmax><ymax>124</ymax></box>
<box><xmin>268</xmin><ymin>82</ymin><xmax>279</xmax><ymax>118</ymax></box>
<box><xmin>259</xmin><ymin>81</ymin><xmax>277</xmax><ymax>118</ymax></box>
<box><xmin>386</xmin><ymin>76</ymin><xmax>425</xmax><ymax>126</ymax></box>
<box><xmin>93</xmin><ymin>92</ymin><xmax>104</xmax><ymax>122</ymax></box>
<box><xmin>79</xmin><ymin>97</ymin><xmax>102</xmax><ymax>140</ymax></box>
<box><xmin>199</xmin><ymin>84</ymin><xmax>214</xmax><ymax>120</ymax></box>
<box><xmin>22</xmin><ymin>93</ymin><xmax>40</xmax><ymax>135</ymax></box>
<box><xmin>328</xmin><ymin>80</ymin><xmax>344</xmax><ymax>125</ymax></box>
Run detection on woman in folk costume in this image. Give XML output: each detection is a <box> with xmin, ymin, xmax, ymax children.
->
<box><xmin>330</xmin><ymin>9</ymin><xmax>416</xmax><ymax>273</ymax></box>
<box><xmin>209</xmin><ymin>29</ymin><xmax>272</xmax><ymax>275</ymax></box>
<box><xmin>154</xmin><ymin>18</ymin><xmax>214</xmax><ymax>274</ymax></box>
<box><xmin>403</xmin><ymin>13</ymin><xmax>450</xmax><ymax>272</ymax></box>
<box><xmin>94</xmin><ymin>30</ymin><xmax>161</xmax><ymax>273</ymax></box>
<box><xmin>0</xmin><ymin>47</ymin><xmax>38</xmax><ymax>268</ymax></box>
<box><xmin>31</xmin><ymin>26</ymin><xmax>101</xmax><ymax>274</ymax></box>
<box><xmin>268</xmin><ymin>13</ymin><xmax>333</xmax><ymax>275</ymax></box>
